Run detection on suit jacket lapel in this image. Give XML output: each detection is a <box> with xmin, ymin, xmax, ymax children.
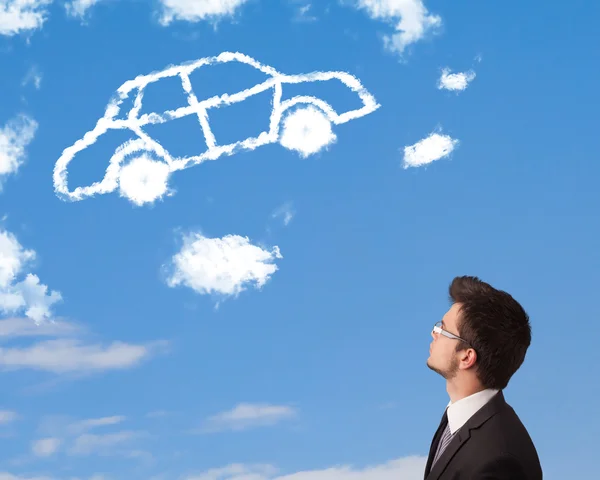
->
<box><xmin>424</xmin><ymin>409</ymin><xmax>448</xmax><ymax>479</ymax></box>
<box><xmin>425</xmin><ymin>391</ymin><xmax>507</xmax><ymax>480</ymax></box>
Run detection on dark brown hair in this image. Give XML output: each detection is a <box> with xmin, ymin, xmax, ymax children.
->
<box><xmin>449</xmin><ymin>275</ymin><xmax>532</xmax><ymax>390</ymax></box>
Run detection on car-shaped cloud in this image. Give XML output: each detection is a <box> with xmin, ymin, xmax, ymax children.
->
<box><xmin>53</xmin><ymin>51</ymin><xmax>380</xmax><ymax>205</ymax></box>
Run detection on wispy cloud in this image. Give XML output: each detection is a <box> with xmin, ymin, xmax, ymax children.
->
<box><xmin>157</xmin><ymin>0</ymin><xmax>249</xmax><ymax>26</ymax></box>
<box><xmin>21</xmin><ymin>66</ymin><xmax>42</xmax><ymax>90</ymax></box>
<box><xmin>66</xmin><ymin>416</ymin><xmax>126</xmax><ymax>435</ymax></box>
<box><xmin>350</xmin><ymin>0</ymin><xmax>442</xmax><ymax>56</ymax></box>
<box><xmin>437</xmin><ymin>68</ymin><xmax>476</xmax><ymax>92</ymax></box>
<box><xmin>0</xmin><ymin>338</ymin><xmax>166</xmax><ymax>374</ymax></box>
<box><xmin>32</xmin><ymin>414</ymin><xmax>147</xmax><ymax>460</ymax></box>
<box><xmin>0</xmin><ymin>228</ymin><xmax>62</xmax><ymax>324</ymax></box>
<box><xmin>31</xmin><ymin>437</ymin><xmax>62</xmax><ymax>457</ymax></box>
<box><xmin>165</xmin><ymin>232</ymin><xmax>282</xmax><ymax>299</ymax></box>
<box><xmin>199</xmin><ymin>403</ymin><xmax>298</xmax><ymax>433</ymax></box>
<box><xmin>184</xmin><ymin>455</ymin><xmax>427</xmax><ymax>479</ymax></box>
<box><xmin>0</xmin><ymin>0</ymin><xmax>52</xmax><ymax>36</ymax></box>
<box><xmin>68</xmin><ymin>430</ymin><xmax>141</xmax><ymax>456</ymax></box>
<box><xmin>291</xmin><ymin>2</ymin><xmax>317</xmax><ymax>22</ymax></box>
<box><xmin>272</xmin><ymin>202</ymin><xmax>295</xmax><ymax>226</ymax></box>
<box><xmin>402</xmin><ymin>129</ymin><xmax>459</xmax><ymax>168</ymax></box>
<box><xmin>0</xmin><ymin>317</ymin><xmax>81</xmax><ymax>339</ymax></box>
<box><xmin>0</xmin><ymin>409</ymin><xmax>18</xmax><ymax>424</ymax></box>
<box><xmin>0</xmin><ymin>317</ymin><xmax>167</xmax><ymax>375</ymax></box>
<box><xmin>0</xmin><ymin>114</ymin><xmax>38</xmax><ymax>188</ymax></box>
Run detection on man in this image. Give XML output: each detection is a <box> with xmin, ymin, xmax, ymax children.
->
<box><xmin>424</xmin><ymin>276</ymin><xmax>542</xmax><ymax>480</ymax></box>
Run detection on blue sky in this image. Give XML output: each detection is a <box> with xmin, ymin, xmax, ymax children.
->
<box><xmin>0</xmin><ymin>0</ymin><xmax>599</xmax><ymax>478</ymax></box>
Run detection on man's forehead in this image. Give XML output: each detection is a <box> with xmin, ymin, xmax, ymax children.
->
<box><xmin>443</xmin><ymin>303</ymin><xmax>462</xmax><ymax>326</ymax></box>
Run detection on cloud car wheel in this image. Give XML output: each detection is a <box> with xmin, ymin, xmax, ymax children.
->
<box><xmin>112</xmin><ymin>139</ymin><xmax>172</xmax><ymax>206</ymax></box>
<box><xmin>278</xmin><ymin>104</ymin><xmax>337</xmax><ymax>158</ymax></box>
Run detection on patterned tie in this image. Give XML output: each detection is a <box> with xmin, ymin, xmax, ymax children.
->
<box><xmin>431</xmin><ymin>420</ymin><xmax>455</xmax><ymax>467</ymax></box>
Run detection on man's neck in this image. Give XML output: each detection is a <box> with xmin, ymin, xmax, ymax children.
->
<box><xmin>446</xmin><ymin>380</ymin><xmax>486</xmax><ymax>404</ymax></box>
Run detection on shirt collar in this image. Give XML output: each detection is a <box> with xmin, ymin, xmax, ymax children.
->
<box><xmin>446</xmin><ymin>389</ymin><xmax>499</xmax><ymax>434</ymax></box>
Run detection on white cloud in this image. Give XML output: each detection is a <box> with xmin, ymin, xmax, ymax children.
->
<box><xmin>185</xmin><ymin>456</ymin><xmax>427</xmax><ymax>480</ymax></box>
<box><xmin>0</xmin><ymin>229</ymin><xmax>62</xmax><ymax>324</ymax></box>
<box><xmin>117</xmin><ymin>154</ymin><xmax>172</xmax><ymax>206</ymax></box>
<box><xmin>402</xmin><ymin>130</ymin><xmax>459</xmax><ymax>168</ymax></box>
<box><xmin>200</xmin><ymin>403</ymin><xmax>297</xmax><ymax>433</ymax></box>
<box><xmin>0</xmin><ymin>409</ymin><xmax>17</xmax><ymax>424</ymax></box>
<box><xmin>279</xmin><ymin>105</ymin><xmax>336</xmax><ymax>158</ymax></box>
<box><xmin>31</xmin><ymin>437</ymin><xmax>61</xmax><ymax>457</ymax></box>
<box><xmin>0</xmin><ymin>0</ymin><xmax>52</xmax><ymax>36</ymax></box>
<box><xmin>158</xmin><ymin>0</ymin><xmax>249</xmax><ymax>25</ymax></box>
<box><xmin>65</xmin><ymin>0</ymin><xmax>102</xmax><ymax>18</ymax></box>
<box><xmin>437</xmin><ymin>68</ymin><xmax>476</xmax><ymax>92</ymax></box>
<box><xmin>0</xmin><ymin>338</ymin><xmax>165</xmax><ymax>374</ymax></box>
<box><xmin>0</xmin><ymin>114</ymin><xmax>38</xmax><ymax>188</ymax></box>
<box><xmin>165</xmin><ymin>232</ymin><xmax>282</xmax><ymax>298</ymax></box>
<box><xmin>351</xmin><ymin>0</ymin><xmax>442</xmax><ymax>56</ymax></box>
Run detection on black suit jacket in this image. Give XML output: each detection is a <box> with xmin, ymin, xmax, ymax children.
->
<box><xmin>424</xmin><ymin>391</ymin><xmax>542</xmax><ymax>480</ymax></box>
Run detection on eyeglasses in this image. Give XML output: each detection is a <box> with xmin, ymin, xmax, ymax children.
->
<box><xmin>432</xmin><ymin>321</ymin><xmax>471</xmax><ymax>345</ymax></box>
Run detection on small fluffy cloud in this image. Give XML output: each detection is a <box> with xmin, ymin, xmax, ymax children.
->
<box><xmin>0</xmin><ymin>229</ymin><xmax>62</xmax><ymax>323</ymax></box>
<box><xmin>402</xmin><ymin>130</ymin><xmax>459</xmax><ymax>168</ymax></box>
<box><xmin>185</xmin><ymin>455</ymin><xmax>427</xmax><ymax>480</ymax></box>
<box><xmin>0</xmin><ymin>0</ymin><xmax>52</xmax><ymax>36</ymax></box>
<box><xmin>0</xmin><ymin>114</ymin><xmax>38</xmax><ymax>188</ymax></box>
<box><xmin>437</xmin><ymin>68</ymin><xmax>476</xmax><ymax>92</ymax></box>
<box><xmin>158</xmin><ymin>0</ymin><xmax>249</xmax><ymax>25</ymax></box>
<box><xmin>200</xmin><ymin>403</ymin><xmax>297</xmax><ymax>433</ymax></box>
<box><xmin>351</xmin><ymin>0</ymin><xmax>442</xmax><ymax>56</ymax></box>
<box><xmin>165</xmin><ymin>232</ymin><xmax>282</xmax><ymax>298</ymax></box>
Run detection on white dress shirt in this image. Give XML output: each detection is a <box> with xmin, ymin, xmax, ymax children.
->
<box><xmin>446</xmin><ymin>389</ymin><xmax>499</xmax><ymax>434</ymax></box>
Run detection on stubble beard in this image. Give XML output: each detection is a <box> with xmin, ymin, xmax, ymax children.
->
<box><xmin>427</xmin><ymin>355</ymin><xmax>459</xmax><ymax>380</ymax></box>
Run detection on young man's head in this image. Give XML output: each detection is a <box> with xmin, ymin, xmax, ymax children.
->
<box><xmin>427</xmin><ymin>276</ymin><xmax>532</xmax><ymax>393</ymax></box>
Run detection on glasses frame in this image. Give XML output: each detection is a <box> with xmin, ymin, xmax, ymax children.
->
<box><xmin>432</xmin><ymin>321</ymin><xmax>472</xmax><ymax>346</ymax></box>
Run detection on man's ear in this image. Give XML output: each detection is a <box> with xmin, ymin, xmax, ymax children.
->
<box><xmin>459</xmin><ymin>348</ymin><xmax>477</xmax><ymax>369</ymax></box>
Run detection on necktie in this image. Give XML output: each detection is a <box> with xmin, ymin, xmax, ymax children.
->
<box><xmin>431</xmin><ymin>420</ymin><xmax>455</xmax><ymax>467</ymax></box>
